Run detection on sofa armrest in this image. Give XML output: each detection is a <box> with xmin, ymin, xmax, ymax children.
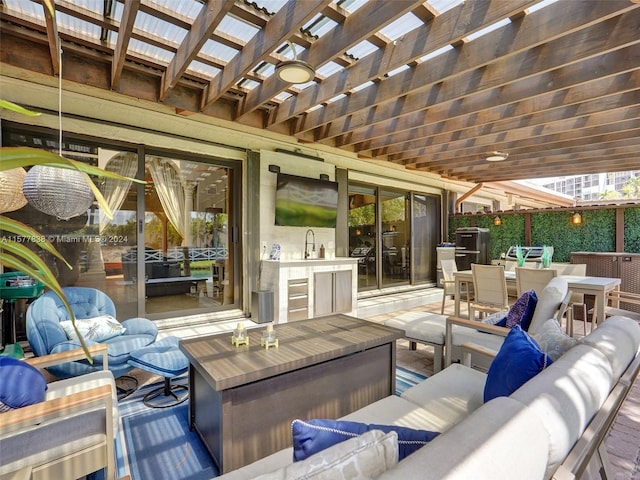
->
<box><xmin>460</xmin><ymin>342</ymin><xmax>498</xmax><ymax>368</ymax></box>
<box><xmin>0</xmin><ymin>383</ymin><xmax>113</xmax><ymax>435</ymax></box>
<box><xmin>445</xmin><ymin>316</ymin><xmax>509</xmax><ymax>367</ymax></box>
<box><xmin>25</xmin><ymin>344</ymin><xmax>108</xmax><ymax>371</ymax></box>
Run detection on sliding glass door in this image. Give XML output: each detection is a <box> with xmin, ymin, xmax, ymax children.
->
<box><xmin>142</xmin><ymin>154</ymin><xmax>236</xmax><ymax>317</ymax></box>
<box><xmin>347</xmin><ymin>180</ymin><xmax>441</xmax><ymax>292</ymax></box>
<box><xmin>2</xmin><ymin>123</ymin><xmax>241</xmax><ymax>328</ymax></box>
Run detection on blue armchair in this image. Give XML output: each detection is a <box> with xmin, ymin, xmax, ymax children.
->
<box><xmin>26</xmin><ymin>287</ymin><xmax>158</xmax><ymax>381</ymax></box>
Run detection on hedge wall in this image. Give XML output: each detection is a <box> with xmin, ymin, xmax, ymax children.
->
<box><xmin>449</xmin><ymin>207</ymin><xmax>639</xmax><ymax>263</ymax></box>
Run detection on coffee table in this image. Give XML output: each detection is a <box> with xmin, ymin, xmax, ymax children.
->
<box><xmin>179</xmin><ymin>314</ymin><xmax>403</xmax><ymax>473</ymax></box>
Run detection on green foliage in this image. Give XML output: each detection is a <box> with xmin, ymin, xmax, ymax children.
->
<box><xmin>451</xmin><ymin>208</ymin><xmax>637</xmax><ymax>264</ymax></box>
<box><xmin>349</xmin><ymin>204</ymin><xmax>375</xmax><ymax>227</ymax></box>
<box><xmin>624</xmin><ymin>207</ymin><xmax>640</xmax><ymax>253</ymax></box>
<box><xmin>448</xmin><ymin>216</ymin><xmax>471</xmax><ymax>242</ymax></box>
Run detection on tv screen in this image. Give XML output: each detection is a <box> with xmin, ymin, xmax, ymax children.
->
<box><xmin>275</xmin><ymin>173</ymin><xmax>338</xmax><ymax>228</ymax></box>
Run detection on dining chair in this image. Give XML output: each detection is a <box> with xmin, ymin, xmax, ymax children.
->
<box><xmin>552</xmin><ymin>263</ymin><xmax>588</xmax><ymax>335</ymax></box>
<box><xmin>469</xmin><ymin>264</ymin><xmax>509</xmax><ymax>320</ymax></box>
<box><xmin>515</xmin><ymin>267</ymin><xmax>557</xmax><ymax>297</ymax></box>
<box><xmin>440</xmin><ymin>258</ymin><xmax>461</xmax><ymax>314</ymax></box>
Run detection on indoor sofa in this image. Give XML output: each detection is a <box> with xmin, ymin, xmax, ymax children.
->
<box><xmin>216</xmin><ymin>314</ymin><xmax>640</xmax><ymax>480</ymax></box>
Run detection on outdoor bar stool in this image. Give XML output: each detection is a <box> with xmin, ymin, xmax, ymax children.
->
<box><xmin>128</xmin><ymin>336</ymin><xmax>189</xmax><ymax>408</ymax></box>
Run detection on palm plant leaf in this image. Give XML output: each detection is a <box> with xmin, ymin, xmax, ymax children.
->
<box><xmin>0</xmin><ymin>99</ymin><xmax>41</xmax><ymax>117</ymax></box>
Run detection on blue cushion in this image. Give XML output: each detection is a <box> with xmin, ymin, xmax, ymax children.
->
<box><xmin>505</xmin><ymin>290</ymin><xmax>538</xmax><ymax>331</ymax></box>
<box><xmin>0</xmin><ymin>357</ymin><xmax>47</xmax><ymax>411</ymax></box>
<box><xmin>291</xmin><ymin>418</ymin><xmax>439</xmax><ymax>461</ymax></box>
<box><xmin>484</xmin><ymin>326</ymin><xmax>552</xmax><ymax>403</ymax></box>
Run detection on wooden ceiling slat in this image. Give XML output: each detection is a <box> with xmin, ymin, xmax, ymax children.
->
<box><xmin>41</xmin><ymin>0</ymin><xmax>60</xmax><ymax>75</ymax></box>
<box><xmin>376</xmin><ymin>85</ymin><xmax>640</xmax><ymax>161</ymax></box>
<box><xmin>111</xmin><ymin>0</ymin><xmax>140</xmax><ymax>89</ymax></box>
<box><xmin>235</xmin><ymin>0</ymin><xmax>424</xmax><ymax>121</ymax></box>
<box><xmin>201</xmin><ymin>0</ymin><xmax>329</xmax><ymax>109</ymax></box>
<box><xmin>376</xmin><ymin>70</ymin><xmax>640</xmax><ymax>155</ymax></box>
<box><xmin>270</xmin><ymin>0</ymin><xmax>538</xmax><ymax>127</ymax></box>
<box><xmin>352</xmin><ymin>46</ymin><xmax>639</xmax><ymax>153</ymax></box>
<box><xmin>440</xmin><ymin>148</ymin><xmax>640</xmax><ymax>182</ymax></box>
<box><xmin>414</xmin><ymin>128</ymin><xmax>640</xmax><ymax>173</ymax></box>
<box><xmin>330</xmin><ymin>34</ymin><xmax>638</xmax><ymax>159</ymax></box>
<box><xmin>309</xmin><ymin>2</ymin><xmax>638</xmax><ymax>142</ymax></box>
<box><xmin>418</xmin><ymin>126</ymin><xmax>640</xmax><ymax>172</ymax></box>
<box><xmin>159</xmin><ymin>1</ymin><xmax>234</xmax><ymax>101</ymax></box>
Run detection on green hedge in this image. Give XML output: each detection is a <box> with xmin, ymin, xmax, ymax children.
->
<box><xmin>449</xmin><ymin>207</ymin><xmax>639</xmax><ymax>263</ymax></box>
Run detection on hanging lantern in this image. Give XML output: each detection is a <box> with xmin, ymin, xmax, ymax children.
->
<box><xmin>0</xmin><ymin>167</ymin><xmax>29</xmax><ymax>213</ymax></box>
<box><xmin>23</xmin><ymin>165</ymin><xmax>94</xmax><ymax>220</ymax></box>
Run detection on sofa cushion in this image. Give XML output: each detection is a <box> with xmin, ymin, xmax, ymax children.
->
<box><xmin>510</xmin><ymin>344</ymin><xmax>613</xmax><ymax>479</ymax></box>
<box><xmin>253</xmin><ymin>429</ymin><xmax>398</xmax><ymax>480</ymax></box>
<box><xmin>375</xmin><ymin>397</ymin><xmax>550</xmax><ymax>480</ymax></box>
<box><xmin>291</xmin><ymin>418</ymin><xmax>439</xmax><ymax>462</ymax></box>
<box><xmin>484</xmin><ymin>326</ymin><xmax>552</xmax><ymax>403</ymax></box>
<box><xmin>527</xmin><ymin>277</ymin><xmax>568</xmax><ymax>336</ymax></box>
<box><xmin>60</xmin><ymin>315</ymin><xmax>126</xmax><ymax>343</ymax></box>
<box><xmin>0</xmin><ymin>357</ymin><xmax>47</xmax><ymax>411</ymax></box>
<box><xmin>340</xmin><ymin>393</ymin><xmax>453</xmax><ymax>433</ymax></box>
<box><xmin>384</xmin><ymin>313</ymin><xmax>446</xmax><ymax>345</ymax></box>
<box><xmin>505</xmin><ymin>290</ymin><xmax>538</xmax><ymax>331</ymax></box>
<box><xmin>532</xmin><ymin>318</ymin><xmax>577</xmax><ymax>361</ymax></box>
<box><xmin>401</xmin><ymin>364</ymin><xmax>486</xmax><ymax>428</ymax></box>
<box><xmin>580</xmin><ymin>316</ymin><xmax>640</xmax><ymax>379</ymax></box>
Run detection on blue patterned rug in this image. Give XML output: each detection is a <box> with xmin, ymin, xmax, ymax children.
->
<box><xmin>115</xmin><ymin>367</ymin><xmax>427</xmax><ymax>479</ymax></box>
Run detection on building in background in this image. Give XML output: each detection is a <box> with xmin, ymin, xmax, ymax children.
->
<box><xmin>531</xmin><ymin>171</ymin><xmax>640</xmax><ymax>201</ymax></box>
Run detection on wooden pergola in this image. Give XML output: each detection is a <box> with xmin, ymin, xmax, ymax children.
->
<box><xmin>1</xmin><ymin>0</ymin><xmax>638</xmax><ymax>183</ymax></box>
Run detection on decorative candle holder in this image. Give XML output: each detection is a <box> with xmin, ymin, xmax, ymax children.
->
<box><xmin>231</xmin><ymin>322</ymin><xmax>249</xmax><ymax>347</ymax></box>
<box><xmin>260</xmin><ymin>323</ymin><xmax>278</xmax><ymax>350</ymax></box>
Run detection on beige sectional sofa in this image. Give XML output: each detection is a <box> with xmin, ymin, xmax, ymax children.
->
<box><xmin>217</xmin><ymin>311</ymin><xmax>640</xmax><ymax>480</ymax></box>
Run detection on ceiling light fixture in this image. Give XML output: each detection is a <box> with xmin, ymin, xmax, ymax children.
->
<box><xmin>275</xmin><ymin>41</ymin><xmax>315</xmax><ymax>84</ymax></box>
<box><xmin>485</xmin><ymin>151</ymin><xmax>509</xmax><ymax>162</ymax></box>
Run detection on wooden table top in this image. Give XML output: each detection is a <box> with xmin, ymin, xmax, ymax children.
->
<box><xmin>179</xmin><ymin>314</ymin><xmax>403</xmax><ymax>391</ymax></box>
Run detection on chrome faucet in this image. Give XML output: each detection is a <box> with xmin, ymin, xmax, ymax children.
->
<box><xmin>304</xmin><ymin>229</ymin><xmax>316</xmax><ymax>259</ymax></box>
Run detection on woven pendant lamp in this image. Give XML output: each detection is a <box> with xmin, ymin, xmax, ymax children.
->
<box><xmin>23</xmin><ymin>165</ymin><xmax>94</xmax><ymax>220</ymax></box>
<box><xmin>0</xmin><ymin>167</ymin><xmax>29</xmax><ymax>213</ymax></box>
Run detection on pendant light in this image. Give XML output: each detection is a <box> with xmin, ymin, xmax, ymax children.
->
<box><xmin>22</xmin><ymin>45</ymin><xmax>94</xmax><ymax>220</ymax></box>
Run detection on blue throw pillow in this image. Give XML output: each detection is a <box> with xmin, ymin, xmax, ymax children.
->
<box><xmin>483</xmin><ymin>326</ymin><xmax>552</xmax><ymax>403</ymax></box>
<box><xmin>0</xmin><ymin>356</ymin><xmax>47</xmax><ymax>412</ymax></box>
<box><xmin>505</xmin><ymin>290</ymin><xmax>538</xmax><ymax>331</ymax></box>
<box><xmin>291</xmin><ymin>418</ymin><xmax>439</xmax><ymax>461</ymax></box>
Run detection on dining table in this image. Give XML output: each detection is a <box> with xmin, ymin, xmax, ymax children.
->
<box><xmin>453</xmin><ymin>269</ymin><xmax>621</xmax><ymax>328</ymax></box>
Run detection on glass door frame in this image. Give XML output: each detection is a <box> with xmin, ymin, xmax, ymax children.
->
<box><xmin>141</xmin><ymin>147</ymin><xmax>243</xmax><ymax>319</ymax></box>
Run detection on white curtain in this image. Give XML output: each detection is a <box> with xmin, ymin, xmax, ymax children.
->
<box><xmin>99</xmin><ymin>152</ymin><xmax>137</xmax><ymax>234</ymax></box>
<box><xmin>148</xmin><ymin>157</ymin><xmax>187</xmax><ymax>241</ymax></box>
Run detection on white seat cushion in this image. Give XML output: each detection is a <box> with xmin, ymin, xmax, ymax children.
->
<box><xmin>340</xmin><ymin>395</ymin><xmax>449</xmax><ymax>433</ymax></box>
<box><xmin>375</xmin><ymin>396</ymin><xmax>550</xmax><ymax>480</ymax></box>
<box><xmin>401</xmin><ymin>364</ymin><xmax>486</xmax><ymax>429</ymax></box>
<box><xmin>384</xmin><ymin>313</ymin><xmax>446</xmax><ymax>345</ymax></box>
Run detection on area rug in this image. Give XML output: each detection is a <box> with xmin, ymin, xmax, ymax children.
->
<box><xmin>115</xmin><ymin>367</ymin><xmax>427</xmax><ymax>479</ymax></box>
<box><xmin>395</xmin><ymin>366</ymin><xmax>428</xmax><ymax>396</ymax></box>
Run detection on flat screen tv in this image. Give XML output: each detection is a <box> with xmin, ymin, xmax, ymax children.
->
<box><xmin>275</xmin><ymin>173</ymin><xmax>338</xmax><ymax>228</ymax></box>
